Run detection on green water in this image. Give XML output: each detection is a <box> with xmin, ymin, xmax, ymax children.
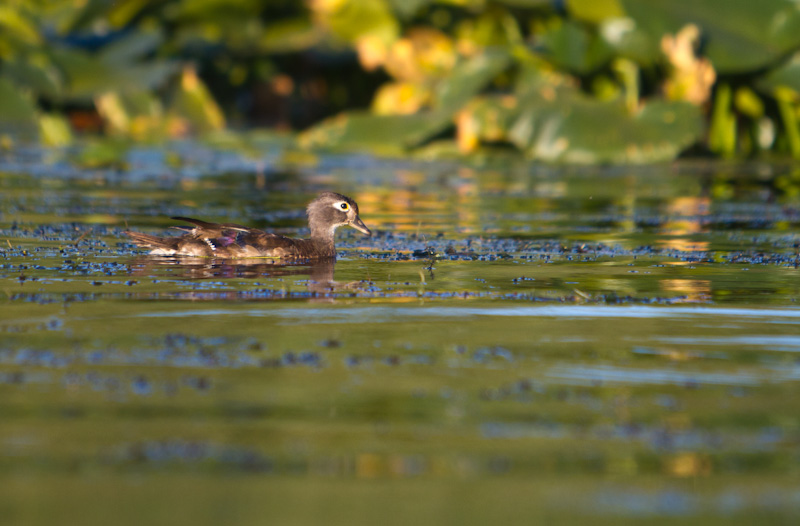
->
<box><xmin>1</xmin><ymin>148</ymin><xmax>799</xmax><ymax>524</ymax></box>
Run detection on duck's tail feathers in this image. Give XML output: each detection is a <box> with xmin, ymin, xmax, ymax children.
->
<box><xmin>123</xmin><ymin>231</ymin><xmax>178</xmax><ymax>251</ymax></box>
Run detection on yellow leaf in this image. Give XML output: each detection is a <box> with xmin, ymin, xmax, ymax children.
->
<box><xmin>384</xmin><ymin>28</ymin><xmax>456</xmax><ymax>81</ymax></box>
<box><xmin>95</xmin><ymin>92</ymin><xmax>130</xmax><ymax>134</ymax></box>
<box><xmin>661</xmin><ymin>25</ymin><xmax>716</xmax><ymax>105</ymax></box>
<box><xmin>456</xmin><ymin>109</ymin><xmax>479</xmax><ymax>153</ymax></box>
<box><xmin>39</xmin><ymin>114</ymin><xmax>72</xmax><ymax>147</ymax></box>
<box><xmin>169</xmin><ymin>67</ymin><xmax>225</xmax><ymax>135</ymax></box>
<box><xmin>356</xmin><ymin>34</ymin><xmax>389</xmax><ymax>71</ymax></box>
<box><xmin>371</xmin><ymin>81</ymin><xmax>429</xmax><ymax>115</ymax></box>
<box><xmin>0</xmin><ymin>6</ymin><xmax>41</xmax><ymax>46</ymax></box>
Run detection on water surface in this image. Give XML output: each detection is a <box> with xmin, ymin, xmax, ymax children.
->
<box><xmin>1</xmin><ymin>146</ymin><xmax>799</xmax><ymax>525</ymax></box>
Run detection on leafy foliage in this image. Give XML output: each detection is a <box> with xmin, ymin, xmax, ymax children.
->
<box><xmin>3</xmin><ymin>0</ymin><xmax>800</xmax><ymax>161</ymax></box>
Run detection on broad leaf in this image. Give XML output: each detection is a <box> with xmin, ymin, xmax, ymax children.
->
<box><xmin>620</xmin><ymin>0</ymin><xmax>800</xmax><ymax>73</ymax></box>
<box><xmin>435</xmin><ymin>48</ymin><xmax>512</xmax><ymax>111</ymax></box>
<box><xmin>539</xmin><ymin>20</ymin><xmax>614</xmax><ymax>74</ymax></box>
<box><xmin>1</xmin><ymin>58</ymin><xmax>63</xmax><ymax>99</ymax></box>
<box><xmin>0</xmin><ymin>78</ymin><xmax>39</xmax><ymax>140</ymax></box>
<box><xmin>510</xmin><ymin>88</ymin><xmax>703</xmax><ymax>163</ymax></box>
<box><xmin>758</xmin><ymin>52</ymin><xmax>800</xmax><ymax>95</ymax></box>
<box><xmin>300</xmin><ymin>110</ymin><xmax>451</xmax><ymax>154</ymax></box>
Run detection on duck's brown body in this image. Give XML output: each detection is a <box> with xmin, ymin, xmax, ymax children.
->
<box><xmin>124</xmin><ymin>192</ymin><xmax>370</xmax><ymax>259</ymax></box>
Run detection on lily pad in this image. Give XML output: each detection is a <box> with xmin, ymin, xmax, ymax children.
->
<box><xmin>51</xmin><ymin>46</ymin><xmax>177</xmax><ymax>100</ymax></box>
<box><xmin>0</xmin><ymin>58</ymin><xmax>63</xmax><ymax>99</ymax></box>
<box><xmin>598</xmin><ymin>17</ymin><xmax>661</xmax><ymax>66</ymax></box>
<box><xmin>434</xmin><ymin>48</ymin><xmax>512</xmax><ymax>111</ymax></box>
<box><xmin>620</xmin><ymin>0</ymin><xmax>800</xmax><ymax>73</ymax></box>
<box><xmin>305</xmin><ymin>49</ymin><xmax>512</xmax><ymax>152</ymax></box>
<box><xmin>509</xmin><ymin>88</ymin><xmax>703</xmax><ymax>163</ymax></box>
<box><xmin>538</xmin><ymin>20</ymin><xmax>614</xmax><ymax>75</ymax></box>
<box><xmin>757</xmin><ymin>52</ymin><xmax>800</xmax><ymax>95</ymax></box>
<box><xmin>300</xmin><ymin>110</ymin><xmax>452</xmax><ymax>154</ymax></box>
<box><xmin>456</xmin><ymin>95</ymin><xmax>519</xmax><ymax>152</ymax></box>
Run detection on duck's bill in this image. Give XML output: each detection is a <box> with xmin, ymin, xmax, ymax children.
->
<box><xmin>350</xmin><ymin>217</ymin><xmax>372</xmax><ymax>236</ymax></box>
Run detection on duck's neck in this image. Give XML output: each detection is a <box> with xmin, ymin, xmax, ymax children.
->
<box><xmin>304</xmin><ymin>228</ymin><xmax>336</xmax><ymax>258</ymax></box>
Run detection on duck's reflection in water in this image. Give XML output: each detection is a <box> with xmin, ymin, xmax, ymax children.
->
<box><xmin>128</xmin><ymin>256</ymin><xmax>356</xmax><ymax>299</ymax></box>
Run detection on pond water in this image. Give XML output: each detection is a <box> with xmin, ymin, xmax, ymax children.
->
<box><xmin>1</xmin><ymin>145</ymin><xmax>799</xmax><ymax>525</ymax></box>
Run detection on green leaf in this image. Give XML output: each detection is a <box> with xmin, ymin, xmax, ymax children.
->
<box><xmin>708</xmin><ymin>83</ymin><xmax>736</xmax><ymax>156</ymax></box>
<box><xmin>386</xmin><ymin>0</ymin><xmax>430</xmax><ymax>19</ymax></box>
<box><xmin>63</xmin><ymin>0</ymin><xmax>164</xmax><ymax>33</ymax></box>
<box><xmin>457</xmin><ymin>95</ymin><xmax>519</xmax><ymax>147</ymax></box>
<box><xmin>1</xmin><ymin>58</ymin><xmax>63</xmax><ymax>99</ymax></box>
<box><xmin>567</xmin><ymin>0</ymin><xmax>625</xmax><ymax>23</ymax></box>
<box><xmin>0</xmin><ymin>77</ymin><xmax>39</xmax><ymax>140</ymax></box>
<box><xmin>107</xmin><ymin>0</ymin><xmax>153</xmax><ymax>28</ymax></box>
<box><xmin>325</xmin><ymin>0</ymin><xmax>399</xmax><ymax>44</ymax></box>
<box><xmin>539</xmin><ymin>19</ymin><xmax>614</xmax><ymax>74</ymax></box>
<box><xmin>52</xmin><ymin>47</ymin><xmax>177</xmax><ymax>100</ymax></box>
<box><xmin>168</xmin><ymin>68</ymin><xmax>226</xmax><ymax>134</ymax></box>
<box><xmin>75</xmin><ymin>139</ymin><xmax>132</xmax><ymax>169</ymax></box>
<box><xmin>734</xmin><ymin>87</ymin><xmax>764</xmax><ymax>119</ymax></box>
<box><xmin>302</xmin><ymin>47</ymin><xmax>508</xmax><ymax>152</ymax></box>
<box><xmin>598</xmin><ymin>18</ymin><xmax>661</xmax><ymax>66</ymax></box>
<box><xmin>620</xmin><ymin>0</ymin><xmax>800</xmax><ymax>73</ymax></box>
<box><xmin>434</xmin><ymin>48</ymin><xmax>512</xmax><ymax>112</ymax></box>
<box><xmin>509</xmin><ymin>88</ymin><xmax>703</xmax><ymax>163</ymax></box>
<box><xmin>0</xmin><ymin>5</ymin><xmax>41</xmax><ymax>45</ymax></box>
<box><xmin>300</xmin><ymin>110</ymin><xmax>451</xmax><ymax>154</ymax></box>
<box><xmin>100</xmin><ymin>30</ymin><xmax>164</xmax><ymax>64</ymax></box>
<box><xmin>62</xmin><ymin>0</ymin><xmax>121</xmax><ymax>32</ymax></box>
<box><xmin>494</xmin><ymin>0</ymin><xmax>553</xmax><ymax>7</ymax></box>
<box><xmin>39</xmin><ymin>113</ymin><xmax>73</xmax><ymax>147</ymax></box>
<box><xmin>775</xmin><ymin>87</ymin><xmax>800</xmax><ymax>158</ymax></box>
<box><xmin>260</xmin><ymin>18</ymin><xmax>322</xmax><ymax>53</ymax></box>
<box><xmin>757</xmin><ymin>52</ymin><xmax>800</xmax><ymax>95</ymax></box>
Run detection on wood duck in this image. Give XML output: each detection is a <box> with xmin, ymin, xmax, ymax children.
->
<box><xmin>124</xmin><ymin>192</ymin><xmax>371</xmax><ymax>259</ymax></box>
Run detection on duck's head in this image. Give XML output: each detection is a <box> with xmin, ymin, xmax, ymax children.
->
<box><xmin>307</xmin><ymin>192</ymin><xmax>371</xmax><ymax>239</ymax></box>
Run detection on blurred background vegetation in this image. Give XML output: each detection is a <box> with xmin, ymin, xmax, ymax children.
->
<box><xmin>4</xmin><ymin>0</ymin><xmax>800</xmax><ymax>163</ymax></box>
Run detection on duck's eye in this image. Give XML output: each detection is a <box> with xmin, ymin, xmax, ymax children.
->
<box><xmin>338</xmin><ymin>202</ymin><xmax>350</xmax><ymax>211</ymax></box>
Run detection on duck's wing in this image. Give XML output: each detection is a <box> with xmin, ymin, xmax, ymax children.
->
<box><xmin>171</xmin><ymin>216</ymin><xmax>251</xmax><ymax>234</ymax></box>
<box><xmin>124</xmin><ymin>217</ymin><xmax>252</xmax><ymax>256</ymax></box>
<box><xmin>169</xmin><ymin>217</ymin><xmax>253</xmax><ymax>246</ymax></box>
<box><xmin>171</xmin><ymin>217</ymin><xmax>301</xmax><ymax>257</ymax></box>
<box><xmin>125</xmin><ymin>217</ymin><xmax>305</xmax><ymax>258</ymax></box>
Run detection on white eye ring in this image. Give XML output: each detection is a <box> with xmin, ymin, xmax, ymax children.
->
<box><xmin>336</xmin><ymin>202</ymin><xmax>350</xmax><ymax>211</ymax></box>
